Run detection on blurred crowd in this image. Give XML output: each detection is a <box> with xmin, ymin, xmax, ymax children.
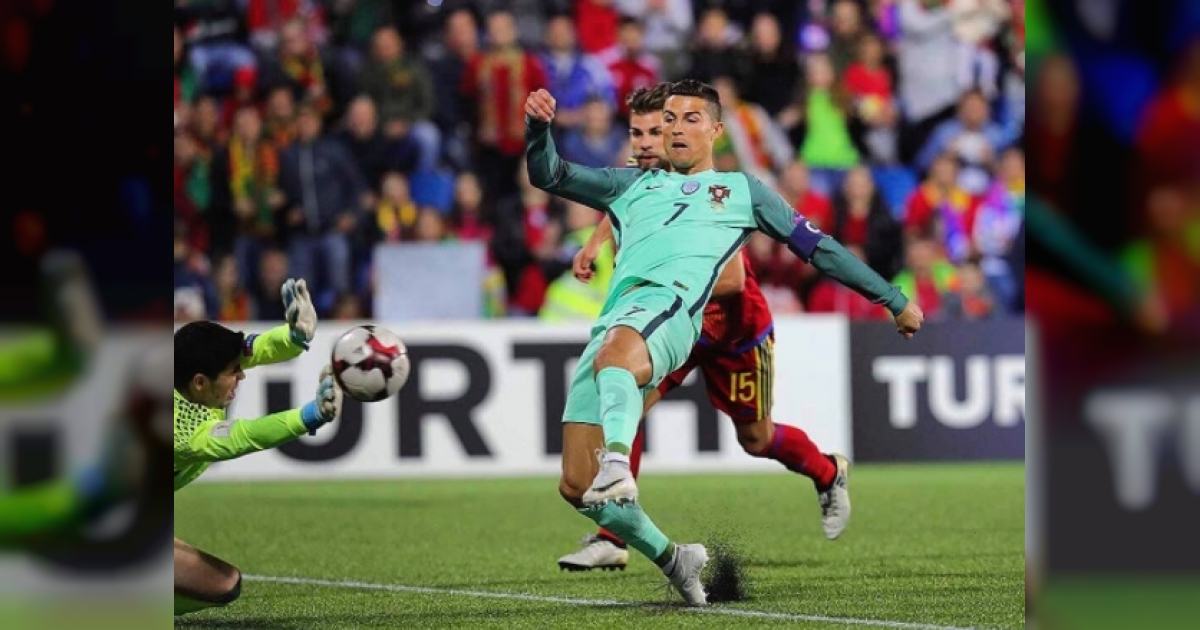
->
<box><xmin>174</xmin><ymin>0</ymin><xmax>1027</xmax><ymax>324</ymax></box>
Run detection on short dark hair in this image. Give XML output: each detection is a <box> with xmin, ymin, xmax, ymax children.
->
<box><xmin>174</xmin><ymin>321</ymin><xmax>245</xmax><ymax>392</ymax></box>
<box><xmin>666</xmin><ymin>79</ymin><xmax>722</xmax><ymax>121</ymax></box>
<box><xmin>626</xmin><ymin>82</ymin><xmax>670</xmax><ymax>115</ymax></box>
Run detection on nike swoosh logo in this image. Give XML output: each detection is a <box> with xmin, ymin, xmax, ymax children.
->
<box><xmin>592</xmin><ymin>479</ymin><xmax>623</xmax><ymax>492</ymax></box>
<box><xmin>646</xmin><ymin>184</ymin><xmax>663</xmax><ymax>190</ymax></box>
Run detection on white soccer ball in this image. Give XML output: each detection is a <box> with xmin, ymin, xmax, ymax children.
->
<box><xmin>330</xmin><ymin>325</ymin><xmax>411</xmax><ymax>402</ymax></box>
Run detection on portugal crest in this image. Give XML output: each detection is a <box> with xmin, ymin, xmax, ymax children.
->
<box><xmin>708</xmin><ymin>184</ymin><xmax>731</xmax><ymax>211</ymax></box>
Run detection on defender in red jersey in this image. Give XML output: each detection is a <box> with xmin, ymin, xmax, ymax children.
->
<box><xmin>557</xmin><ymin>85</ymin><xmax>852</xmax><ymax>572</ymax></box>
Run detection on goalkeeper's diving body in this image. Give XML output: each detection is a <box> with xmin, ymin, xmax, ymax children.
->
<box><xmin>173</xmin><ymin>279</ymin><xmax>343</xmax><ymax>616</ymax></box>
<box><xmin>524</xmin><ymin>81</ymin><xmax>924</xmax><ymax>606</ymax></box>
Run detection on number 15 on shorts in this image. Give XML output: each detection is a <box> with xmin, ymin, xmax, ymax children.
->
<box><xmin>730</xmin><ymin>371</ymin><xmax>756</xmax><ymax>403</ymax></box>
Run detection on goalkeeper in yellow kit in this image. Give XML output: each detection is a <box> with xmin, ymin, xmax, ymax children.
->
<box><xmin>173</xmin><ymin>278</ymin><xmax>343</xmax><ymax>616</ymax></box>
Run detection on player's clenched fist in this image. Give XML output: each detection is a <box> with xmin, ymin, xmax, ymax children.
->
<box><xmin>894</xmin><ymin>302</ymin><xmax>924</xmax><ymax>339</ymax></box>
<box><xmin>525</xmin><ymin>89</ymin><xmax>557</xmax><ymax>123</ymax></box>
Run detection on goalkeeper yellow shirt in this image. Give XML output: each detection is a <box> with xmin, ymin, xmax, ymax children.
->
<box><xmin>174</xmin><ymin>325</ymin><xmax>307</xmax><ymax>492</ymax></box>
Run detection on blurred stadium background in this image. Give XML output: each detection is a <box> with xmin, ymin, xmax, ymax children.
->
<box><xmin>169</xmin><ymin>2</ymin><xmax>1031</xmax><ymax>628</ymax></box>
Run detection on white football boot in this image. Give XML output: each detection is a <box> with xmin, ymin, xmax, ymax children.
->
<box><xmin>819</xmin><ymin>454</ymin><xmax>852</xmax><ymax>540</ymax></box>
<box><xmin>663</xmin><ymin>543</ymin><xmax>709</xmax><ymax>606</ymax></box>
<box><xmin>581</xmin><ymin>451</ymin><xmax>638</xmax><ymax>506</ymax></box>
<box><xmin>557</xmin><ymin>535</ymin><xmax>629</xmax><ymax>571</ymax></box>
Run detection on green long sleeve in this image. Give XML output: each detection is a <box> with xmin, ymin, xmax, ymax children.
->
<box><xmin>524</xmin><ymin>116</ymin><xmax>642</xmax><ymax>210</ymax></box>
<box><xmin>243</xmin><ymin>324</ymin><xmax>305</xmax><ymax>369</ymax></box>
<box><xmin>176</xmin><ymin>399</ymin><xmax>308</xmax><ymax>465</ymax></box>
<box><xmin>0</xmin><ymin>479</ymin><xmax>81</xmax><ymax>545</ymax></box>
<box><xmin>810</xmin><ymin>237</ymin><xmax>909</xmax><ymax>316</ymax></box>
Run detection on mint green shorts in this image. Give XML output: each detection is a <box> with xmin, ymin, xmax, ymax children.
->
<box><xmin>562</xmin><ymin>285</ymin><xmax>698</xmax><ymax>424</ymax></box>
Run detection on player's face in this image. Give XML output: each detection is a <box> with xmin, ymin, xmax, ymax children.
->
<box><xmin>195</xmin><ymin>359</ymin><xmax>246</xmax><ymax>408</ymax></box>
<box><xmin>663</xmin><ymin>95</ymin><xmax>723</xmax><ymax>171</ymax></box>
<box><xmin>628</xmin><ymin>111</ymin><xmax>666</xmax><ymax>171</ymax></box>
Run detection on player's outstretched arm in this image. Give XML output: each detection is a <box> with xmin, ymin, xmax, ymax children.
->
<box><xmin>177</xmin><ymin>366</ymin><xmax>342</xmax><ymax>463</ymax></box>
<box><xmin>746</xmin><ymin>175</ymin><xmax>923</xmax><ymax>337</ymax></box>
<box><xmin>524</xmin><ymin>89</ymin><xmax>641</xmax><ymax>210</ymax></box>
<box><xmin>241</xmin><ymin>278</ymin><xmax>318</xmax><ymax>369</ymax></box>
<box><xmin>573</xmin><ymin>215</ymin><xmax>616</xmax><ymax>282</ymax></box>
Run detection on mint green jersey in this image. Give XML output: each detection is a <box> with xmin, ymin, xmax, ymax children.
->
<box><xmin>526</xmin><ymin>119</ymin><xmax>800</xmax><ymax>328</ymax></box>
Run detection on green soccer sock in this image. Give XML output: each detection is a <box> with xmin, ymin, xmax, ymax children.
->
<box><xmin>596</xmin><ymin>367</ymin><xmax>642</xmax><ymax>453</ymax></box>
<box><xmin>581</xmin><ymin>501</ymin><xmax>672</xmax><ymax>563</ymax></box>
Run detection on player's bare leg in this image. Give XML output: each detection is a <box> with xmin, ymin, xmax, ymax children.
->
<box><xmin>174</xmin><ymin>538</ymin><xmax>242</xmax><ymax>616</ymax></box>
<box><xmin>561</xmin><ymin>391</ymin><xmax>656</xmax><ymax>570</ymax></box>
<box><xmin>558</xmin><ymin>423</ymin><xmax>630</xmax><ymax>571</ymax></box>
<box><xmin>737</xmin><ymin>418</ymin><xmax>851</xmax><ymax>540</ymax></box>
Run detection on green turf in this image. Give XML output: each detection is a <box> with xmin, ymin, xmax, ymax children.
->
<box><xmin>174</xmin><ymin>463</ymin><xmax>1024</xmax><ymax>629</ymax></box>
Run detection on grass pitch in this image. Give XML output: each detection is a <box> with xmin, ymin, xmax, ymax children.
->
<box><xmin>174</xmin><ymin>463</ymin><xmax>1023</xmax><ymax>629</ymax></box>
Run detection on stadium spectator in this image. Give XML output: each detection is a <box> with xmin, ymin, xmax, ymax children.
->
<box><xmin>174</xmin><ymin>222</ymin><xmax>217</xmax><ymax>323</ymax></box>
<box><xmin>788</xmin><ymin>53</ymin><xmax>860</xmax><ymax>196</ymax></box>
<box><xmin>448</xmin><ymin>172</ymin><xmax>493</xmax><ymax>244</ymax></box>
<box><xmin>686</xmin><ymin>8</ymin><xmax>742</xmax><ymax>83</ymax></box>
<box><xmin>560</xmin><ymin>96</ymin><xmax>627</xmax><ymax>168</ymax></box>
<box><xmin>746</xmin><ymin>232</ymin><xmax>806</xmax><ymax>313</ymax></box>
<box><xmin>897</xmin><ymin>0</ymin><xmax>963</xmax><ymax>162</ymax></box>
<box><xmin>948</xmin><ymin>0</ymin><xmax>1010</xmax><ymax>100</ymax></box>
<box><xmin>189</xmin><ymin>95</ymin><xmax>225</xmax><ymax>152</ymax></box>
<box><xmin>424</xmin><ymin>9</ymin><xmax>480</xmax><ymax>170</ymax></box>
<box><xmin>278</xmin><ymin>104</ymin><xmax>368</xmax><ymax>301</ymax></box>
<box><xmin>891</xmin><ymin>237</ymin><xmax>959</xmax><ymax>320</ymax></box>
<box><xmin>779</xmin><ymin>161</ymin><xmax>833</xmax><ymax>231</ymax></box>
<box><xmin>338</xmin><ymin>95</ymin><xmax>402</xmax><ymax>194</ymax></box>
<box><xmin>1121</xmin><ymin>185</ymin><xmax>1200</xmax><ymax>323</ymax></box>
<box><xmin>213</xmin><ymin>253</ymin><xmax>252</xmax><ymax>322</ymax></box>
<box><xmin>613</xmin><ymin>0</ymin><xmax>693</xmax><ymax>81</ymax></box>
<box><xmin>358</xmin><ymin>26</ymin><xmax>440</xmax><ymax>172</ymax></box>
<box><xmin>807</xmin><ymin>244</ymin><xmax>891</xmax><ymax>319</ymax></box>
<box><xmin>173</xmin><ymin>131</ymin><xmax>212</xmax><ymax>255</ymax></box>
<box><xmin>942</xmin><ymin>259</ymin><xmax>999</xmax><ymax>319</ymax></box>
<box><xmin>332</xmin><ymin>291</ymin><xmax>365</xmax><ymax>320</ymax></box>
<box><xmin>826</xmin><ymin>0</ymin><xmax>868</xmax><ymax>76</ymax></box>
<box><xmin>218</xmin><ymin>66</ymin><xmax>260</xmax><ymax>131</ymax></box>
<box><xmin>257</xmin><ymin>18</ymin><xmax>345</xmax><ymax>121</ymax></box>
<box><xmin>263</xmin><ymin>86</ymin><xmax>298</xmax><ymax>148</ymax></box>
<box><xmin>598</xmin><ymin>17</ymin><xmax>662</xmax><ymax>119</ymax></box>
<box><xmin>711</xmin><ymin>76</ymin><xmax>793</xmax><ymax>187</ymax></box>
<box><xmin>972</xmin><ymin>146</ymin><xmax>1024</xmax><ymax>310</ymax></box>
<box><xmin>574</xmin><ymin>0</ymin><xmax>620</xmax><ymax>55</ymax></box>
<box><xmin>461</xmin><ymin>11</ymin><xmax>547</xmax><ymax>200</ymax></box>
<box><xmin>739</xmin><ymin>13</ymin><xmax>802</xmax><ymax>118</ymax></box>
<box><xmin>539</xmin><ymin>15</ymin><xmax>617</xmax><ymax>129</ymax></box>
<box><xmin>211</xmin><ymin>105</ymin><xmax>285</xmax><ymax>288</ymax></box>
<box><xmin>904</xmin><ymin>153</ymin><xmax>977</xmax><ymax>263</ymax></box>
<box><xmin>539</xmin><ymin>201</ymin><xmax>612</xmax><ymax>321</ymax></box>
<box><xmin>413</xmin><ymin>207</ymin><xmax>449</xmax><ymax>242</ymax></box>
<box><xmin>374</xmin><ymin>172</ymin><xmax>418</xmax><ymax>243</ymax></box>
<box><xmin>845</xmin><ymin>33</ymin><xmax>900</xmax><ymax>164</ymax></box>
<box><xmin>829</xmin><ymin>166</ymin><xmax>904</xmax><ymax>280</ymax></box>
<box><xmin>916</xmin><ymin>89</ymin><xmax>1012</xmax><ymax>193</ymax></box>
<box><xmin>254</xmin><ymin>248</ymin><xmax>289</xmax><ymax>321</ymax></box>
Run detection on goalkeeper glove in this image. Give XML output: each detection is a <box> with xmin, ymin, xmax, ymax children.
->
<box><xmin>300</xmin><ymin>364</ymin><xmax>342</xmax><ymax>433</ymax></box>
<box><xmin>281</xmin><ymin>278</ymin><xmax>317</xmax><ymax>348</ymax></box>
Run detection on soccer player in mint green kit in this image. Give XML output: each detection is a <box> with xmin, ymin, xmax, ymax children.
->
<box><xmin>525</xmin><ymin>80</ymin><xmax>925</xmax><ymax>606</ymax></box>
<box><xmin>173</xmin><ymin>279</ymin><xmax>343</xmax><ymax>616</ymax></box>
